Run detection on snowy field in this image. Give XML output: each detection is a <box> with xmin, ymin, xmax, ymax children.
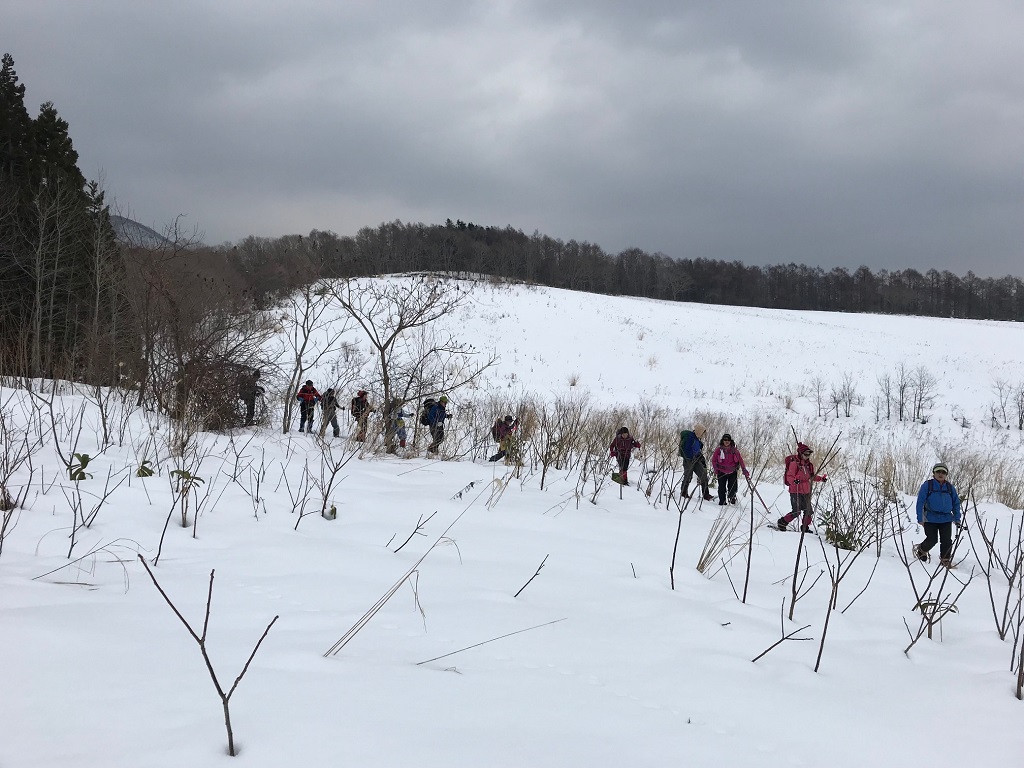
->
<box><xmin>2</xmin><ymin>278</ymin><xmax>1024</xmax><ymax>767</ymax></box>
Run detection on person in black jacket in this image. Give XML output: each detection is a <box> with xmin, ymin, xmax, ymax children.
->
<box><xmin>350</xmin><ymin>390</ymin><xmax>372</xmax><ymax>442</ymax></box>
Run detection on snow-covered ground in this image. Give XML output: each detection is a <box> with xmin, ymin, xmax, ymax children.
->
<box><xmin>2</xmin><ymin>279</ymin><xmax>1024</xmax><ymax>767</ymax></box>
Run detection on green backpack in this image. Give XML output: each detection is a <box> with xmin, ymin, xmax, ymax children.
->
<box><xmin>678</xmin><ymin>430</ymin><xmax>693</xmax><ymax>458</ymax></box>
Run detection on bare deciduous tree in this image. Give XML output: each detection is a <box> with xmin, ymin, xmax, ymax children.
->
<box><xmin>138</xmin><ymin>557</ymin><xmax>278</xmax><ymax>757</ymax></box>
<box><xmin>330</xmin><ymin>276</ymin><xmax>496</xmax><ymax>452</ymax></box>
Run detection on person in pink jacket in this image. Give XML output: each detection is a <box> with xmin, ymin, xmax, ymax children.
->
<box><xmin>776</xmin><ymin>442</ymin><xmax>827</xmax><ymax>532</ymax></box>
<box><xmin>711</xmin><ymin>433</ymin><xmax>748</xmax><ymax>506</ymax></box>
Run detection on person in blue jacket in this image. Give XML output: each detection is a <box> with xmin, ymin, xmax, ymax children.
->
<box><xmin>680</xmin><ymin>423</ymin><xmax>713</xmax><ymax>501</ymax></box>
<box><xmin>913</xmin><ymin>463</ymin><xmax>962</xmax><ymax>567</ymax></box>
<box><xmin>426</xmin><ymin>395</ymin><xmax>450</xmax><ymax>454</ymax></box>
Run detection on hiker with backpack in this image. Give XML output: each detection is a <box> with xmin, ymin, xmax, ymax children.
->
<box><xmin>711</xmin><ymin>433</ymin><xmax>749</xmax><ymax>505</ymax></box>
<box><xmin>295</xmin><ymin>380</ymin><xmax>321</xmax><ymax>433</ymax></box>
<box><xmin>350</xmin><ymin>390</ymin><xmax>372</xmax><ymax>441</ymax></box>
<box><xmin>776</xmin><ymin>442</ymin><xmax>827</xmax><ymax>532</ymax></box>
<box><xmin>610</xmin><ymin>427</ymin><xmax>642</xmax><ymax>486</ymax></box>
<box><xmin>424</xmin><ymin>395</ymin><xmax>450</xmax><ymax>454</ymax></box>
<box><xmin>489</xmin><ymin>415</ymin><xmax>518</xmax><ymax>463</ymax></box>
<box><xmin>913</xmin><ymin>463</ymin><xmax>962</xmax><ymax>568</ymax></box>
<box><xmin>679</xmin><ymin>424</ymin><xmax>713</xmax><ymax>501</ymax></box>
<box><xmin>383</xmin><ymin>398</ymin><xmax>411</xmax><ymax>451</ymax></box>
<box><xmin>319</xmin><ymin>387</ymin><xmax>341</xmax><ymax>438</ymax></box>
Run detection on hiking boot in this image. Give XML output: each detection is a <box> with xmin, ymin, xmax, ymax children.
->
<box><xmin>729</xmin><ymin>496</ymin><xmax>737</xmax><ymax>504</ymax></box>
<box><xmin>702</xmin><ymin>493</ymin><xmax>714</xmax><ymax>501</ymax></box>
<box><xmin>800</xmin><ymin>526</ymin><xmax>812</xmax><ymax>534</ymax></box>
<box><xmin>718</xmin><ymin>499</ymin><xmax>727</xmax><ymax>506</ymax></box>
<box><xmin>913</xmin><ymin>545</ymin><xmax>929</xmax><ymax>563</ymax></box>
<box><xmin>776</xmin><ymin>518</ymin><xmax>788</xmax><ymax>531</ymax></box>
<box><xmin>939</xmin><ymin>556</ymin><xmax>954</xmax><ymax>568</ymax></box>
<box><xmin>681</xmin><ymin>489</ymin><xmax>690</xmax><ymax>499</ymax></box>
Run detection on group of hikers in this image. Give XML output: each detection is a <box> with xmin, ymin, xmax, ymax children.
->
<box><xmin>292</xmin><ymin>381</ymin><xmax>450</xmax><ymax>453</ymax></box>
<box><xmin>610</xmin><ymin>424</ymin><xmax>962</xmax><ymax>567</ymax></box>
<box><xmin>286</xmin><ymin>382</ymin><xmax>964</xmax><ymax>567</ymax></box>
<box><xmin>609</xmin><ymin>423</ymin><xmax>751</xmax><ymax>506</ymax></box>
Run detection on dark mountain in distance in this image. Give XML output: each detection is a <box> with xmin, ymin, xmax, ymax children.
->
<box><xmin>110</xmin><ymin>215</ymin><xmax>172</xmax><ymax>248</ymax></box>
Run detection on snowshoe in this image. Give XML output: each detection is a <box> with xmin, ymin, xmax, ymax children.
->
<box><xmin>913</xmin><ymin>545</ymin><xmax>930</xmax><ymax>563</ymax></box>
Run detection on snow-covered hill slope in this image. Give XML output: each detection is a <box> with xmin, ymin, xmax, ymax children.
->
<box><xmin>2</xmin><ymin>279</ymin><xmax>1024</xmax><ymax>767</ymax></box>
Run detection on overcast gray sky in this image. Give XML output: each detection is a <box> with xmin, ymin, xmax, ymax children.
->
<box><xmin>8</xmin><ymin>0</ymin><xmax>1024</xmax><ymax>274</ymax></box>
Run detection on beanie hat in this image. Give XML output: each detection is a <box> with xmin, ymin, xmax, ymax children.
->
<box><xmin>932</xmin><ymin>463</ymin><xmax>949</xmax><ymax>474</ymax></box>
<box><xmin>439</xmin><ymin>395</ymin><xmax>448</xmax><ymax>403</ymax></box>
<box><xmin>617</xmin><ymin>426</ymin><xmax>629</xmax><ymax>435</ymax></box>
<box><xmin>797</xmin><ymin>442</ymin><xmax>812</xmax><ymax>454</ymax></box>
<box><xmin>505</xmin><ymin>415</ymin><xmax>514</xmax><ymax>423</ymax></box>
<box><xmin>721</xmin><ymin>433</ymin><xmax>733</xmax><ymax>445</ymax></box>
<box><xmin>693</xmin><ymin>424</ymin><xmax>707</xmax><ymax>437</ymax></box>
<box><xmin>305</xmin><ymin>380</ymin><xmax>313</xmax><ymax>386</ymax></box>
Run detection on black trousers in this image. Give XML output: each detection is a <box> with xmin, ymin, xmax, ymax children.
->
<box><xmin>298</xmin><ymin>401</ymin><xmax>315</xmax><ymax>432</ymax></box>
<box><xmin>717</xmin><ymin>471</ymin><xmax>738</xmax><ymax>502</ymax></box>
<box><xmin>428</xmin><ymin>423</ymin><xmax>445</xmax><ymax>452</ymax></box>
<box><xmin>920</xmin><ymin>522</ymin><xmax>954</xmax><ymax>559</ymax></box>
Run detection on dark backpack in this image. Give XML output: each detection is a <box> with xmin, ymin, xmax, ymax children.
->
<box><xmin>491</xmin><ymin>422</ymin><xmax>503</xmax><ymax>442</ymax></box>
<box><xmin>678</xmin><ymin>430</ymin><xmax>693</xmax><ymax>458</ymax></box>
<box><xmin>420</xmin><ymin>399</ymin><xmax>436</xmax><ymax>426</ymax></box>
<box><xmin>351</xmin><ymin>396</ymin><xmax>367</xmax><ymax>418</ymax></box>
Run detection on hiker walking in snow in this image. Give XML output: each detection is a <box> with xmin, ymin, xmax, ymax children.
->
<box><xmin>610</xmin><ymin>427</ymin><xmax>642</xmax><ymax>486</ymax></box>
<box><xmin>318</xmin><ymin>387</ymin><xmax>341</xmax><ymax>438</ymax></box>
<box><xmin>426</xmin><ymin>395</ymin><xmax>450</xmax><ymax>454</ymax></box>
<box><xmin>711</xmin><ymin>433</ymin><xmax>749</xmax><ymax>506</ymax></box>
<box><xmin>295</xmin><ymin>380</ymin><xmax>321</xmax><ymax>433</ymax></box>
<box><xmin>382</xmin><ymin>398</ymin><xmax>411</xmax><ymax>451</ymax></box>
<box><xmin>777</xmin><ymin>442</ymin><xmax>827</xmax><ymax>532</ymax></box>
<box><xmin>913</xmin><ymin>463</ymin><xmax>962</xmax><ymax>567</ymax></box>
<box><xmin>238</xmin><ymin>369</ymin><xmax>264</xmax><ymax>427</ymax></box>
<box><xmin>679</xmin><ymin>424</ymin><xmax>713</xmax><ymax>500</ymax></box>
<box><xmin>350</xmin><ymin>390</ymin><xmax>372</xmax><ymax>442</ymax></box>
<box><xmin>489</xmin><ymin>415</ymin><xmax>519</xmax><ymax>463</ymax></box>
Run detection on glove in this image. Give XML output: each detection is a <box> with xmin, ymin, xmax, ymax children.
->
<box><xmin>743</xmin><ymin>470</ymin><xmax>750</xmax><ymax>478</ymax></box>
<box><xmin>820</xmin><ymin>475</ymin><xmax>828</xmax><ymax>483</ymax></box>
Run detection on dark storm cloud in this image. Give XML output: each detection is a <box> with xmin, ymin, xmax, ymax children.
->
<box><xmin>7</xmin><ymin>0</ymin><xmax>1023</xmax><ymax>274</ymax></box>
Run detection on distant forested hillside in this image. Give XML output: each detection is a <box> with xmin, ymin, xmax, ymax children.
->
<box><xmin>228</xmin><ymin>219</ymin><xmax>1024</xmax><ymax>321</ymax></box>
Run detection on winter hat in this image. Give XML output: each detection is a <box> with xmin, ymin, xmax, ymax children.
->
<box><xmin>439</xmin><ymin>395</ymin><xmax>449</xmax><ymax>403</ymax></box>
<box><xmin>693</xmin><ymin>424</ymin><xmax>707</xmax><ymax>438</ymax></box>
<box><xmin>617</xmin><ymin>427</ymin><xmax>629</xmax><ymax>435</ymax></box>
<box><xmin>357</xmin><ymin>390</ymin><xmax>367</xmax><ymax>396</ymax></box>
<box><xmin>932</xmin><ymin>463</ymin><xmax>949</xmax><ymax>475</ymax></box>
<box><xmin>720</xmin><ymin>433</ymin><xmax>733</xmax><ymax>445</ymax></box>
<box><xmin>797</xmin><ymin>442</ymin><xmax>812</xmax><ymax>455</ymax></box>
<box><xmin>305</xmin><ymin>380</ymin><xmax>314</xmax><ymax>386</ymax></box>
<box><xmin>504</xmin><ymin>415</ymin><xmax>514</xmax><ymax>423</ymax></box>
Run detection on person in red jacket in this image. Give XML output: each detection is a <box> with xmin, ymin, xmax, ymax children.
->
<box><xmin>711</xmin><ymin>433</ymin><xmax>749</xmax><ymax>506</ymax></box>
<box><xmin>777</xmin><ymin>442</ymin><xmax>827</xmax><ymax>532</ymax></box>
<box><xmin>295</xmin><ymin>380</ymin><xmax>321</xmax><ymax>433</ymax></box>
<box><xmin>610</xmin><ymin>427</ymin><xmax>642</xmax><ymax>486</ymax></box>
